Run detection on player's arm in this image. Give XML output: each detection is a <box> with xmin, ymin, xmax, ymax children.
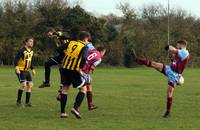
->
<box><xmin>90</xmin><ymin>59</ymin><xmax>102</xmax><ymax>74</ymax></box>
<box><xmin>82</xmin><ymin>46</ymin><xmax>88</xmax><ymax>62</ymax></box>
<box><xmin>177</xmin><ymin>49</ymin><xmax>189</xmax><ymax>61</ymax></box>
<box><xmin>30</xmin><ymin>57</ymin><xmax>36</xmax><ymax>75</ymax></box>
<box><xmin>80</xmin><ymin>46</ymin><xmax>89</xmax><ymax>68</ymax></box>
<box><xmin>14</xmin><ymin>49</ymin><xmax>23</xmax><ymax>74</ymax></box>
<box><xmin>48</xmin><ymin>31</ymin><xmax>61</xmax><ymax>38</ymax></box>
<box><xmin>59</xmin><ymin>34</ymin><xmax>71</xmax><ymax>41</ymax></box>
<box><xmin>52</xmin><ymin>31</ymin><xmax>67</xmax><ymax>38</ymax></box>
<box><xmin>165</xmin><ymin>45</ymin><xmax>178</xmax><ymax>54</ymax></box>
<box><xmin>48</xmin><ymin>31</ymin><xmax>61</xmax><ymax>47</ymax></box>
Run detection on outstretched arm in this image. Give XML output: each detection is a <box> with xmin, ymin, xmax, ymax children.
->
<box><xmin>165</xmin><ymin>45</ymin><xmax>177</xmax><ymax>54</ymax></box>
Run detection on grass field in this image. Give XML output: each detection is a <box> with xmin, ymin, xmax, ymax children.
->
<box><xmin>0</xmin><ymin>66</ymin><xmax>200</xmax><ymax>130</ymax></box>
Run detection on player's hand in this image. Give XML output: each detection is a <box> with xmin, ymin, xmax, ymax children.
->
<box><xmin>32</xmin><ymin>69</ymin><xmax>36</xmax><ymax>76</ymax></box>
<box><xmin>165</xmin><ymin>45</ymin><xmax>170</xmax><ymax>51</ymax></box>
<box><xmin>47</xmin><ymin>32</ymin><xmax>53</xmax><ymax>37</ymax></box>
<box><xmin>90</xmin><ymin>69</ymin><xmax>94</xmax><ymax>74</ymax></box>
<box><xmin>90</xmin><ymin>65</ymin><xmax>95</xmax><ymax>74</ymax></box>
<box><xmin>16</xmin><ymin>69</ymin><xmax>20</xmax><ymax>74</ymax></box>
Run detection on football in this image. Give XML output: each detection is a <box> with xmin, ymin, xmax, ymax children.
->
<box><xmin>177</xmin><ymin>76</ymin><xmax>184</xmax><ymax>85</ymax></box>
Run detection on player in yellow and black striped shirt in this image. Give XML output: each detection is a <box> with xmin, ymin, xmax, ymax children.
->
<box><xmin>58</xmin><ymin>31</ymin><xmax>90</xmax><ymax>118</ymax></box>
<box><xmin>39</xmin><ymin>28</ymin><xmax>71</xmax><ymax>88</ymax></box>
<box><xmin>14</xmin><ymin>37</ymin><xmax>36</xmax><ymax>107</ymax></box>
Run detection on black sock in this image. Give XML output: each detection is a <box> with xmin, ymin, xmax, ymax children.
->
<box><xmin>60</xmin><ymin>94</ymin><xmax>67</xmax><ymax>113</ymax></box>
<box><xmin>26</xmin><ymin>92</ymin><xmax>31</xmax><ymax>104</ymax></box>
<box><xmin>45</xmin><ymin>59</ymin><xmax>58</xmax><ymax>84</ymax></box>
<box><xmin>60</xmin><ymin>85</ymin><xmax>63</xmax><ymax>90</ymax></box>
<box><xmin>44</xmin><ymin>63</ymin><xmax>51</xmax><ymax>84</ymax></box>
<box><xmin>17</xmin><ymin>89</ymin><xmax>23</xmax><ymax>102</ymax></box>
<box><xmin>74</xmin><ymin>92</ymin><xmax>85</xmax><ymax>110</ymax></box>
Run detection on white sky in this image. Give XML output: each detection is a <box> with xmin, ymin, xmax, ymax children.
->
<box><xmin>70</xmin><ymin>0</ymin><xmax>200</xmax><ymax>17</ymax></box>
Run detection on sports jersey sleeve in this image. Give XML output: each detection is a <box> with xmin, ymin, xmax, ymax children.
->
<box><xmin>14</xmin><ymin>49</ymin><xmax>24</xmax><ymax>69</ymax></box>
<box><xmin>59</xmin><ymin>34</ymin><xmax>71</xmax><ymax>41</ymax></box>
<box><xmin>53</xmin><ymin>32</ymin><xmax>70</xmax><ymax>40</ymax></box>
<box><xmin>178</xmin><ymin>49</ymin><xmax>189</xmax><ymax>61</ymax></box>
<box><xmin>90</xmin><ymin>59</ymin><xmax>102</xmax><ymax>72</ymax></box>
<box><xmin>87</xmin><ymin>43</ymin><xmax>95</xmax><ymax>50</ymax></box>
<box><xmin>93</xmin><ymin>59</ymin><xmax>102</xmax><ymax>67</ymax></box>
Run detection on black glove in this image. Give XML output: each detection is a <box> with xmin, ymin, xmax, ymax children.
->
<box><xmin>165</xmin><ymin>45</ymin><xmax>169</xmax><ymax>51</ymax></box>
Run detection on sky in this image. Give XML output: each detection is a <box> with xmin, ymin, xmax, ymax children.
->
<box><xmin>68</xmin><ymin>0</ymin><xmax>200</xmax><ymax>18</ymax></box>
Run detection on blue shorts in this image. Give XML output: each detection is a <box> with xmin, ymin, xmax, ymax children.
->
<box><xmin>163</xmin><ymin>65</ymin><xmax>182</xmax><ymax>87</ymax></box>
<box><xmin>82</xmin><ymin>72</ymin><xmax>92</xmax><ymax>85</ymax></box>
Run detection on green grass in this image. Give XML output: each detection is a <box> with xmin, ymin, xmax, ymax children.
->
<box><xmin>0</xmin><ymin>66</ymin><xmax>200</xmax><ymax>130</ymax></box>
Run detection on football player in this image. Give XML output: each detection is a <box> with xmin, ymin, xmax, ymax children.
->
<box><xmin>15</xmin><ymin>37</ymin><xmax>36</xmax><ymax>107</ymax></box>
<box><xmin>82</xmin><ymin>45</ymin><xmax>106</xmax><ymax>110</ymax></box>
<box><xmin>58</xmin><ymin>31</ymin><xmax>90</xmax><ymax>119</ymax></box>
<box><xmin>39</xmin><ymin>28</ymin><xmax>70</xmax><ymax>88</ymax></box>
<box><xmin>133</xmin><ymin>40</ymin><xmax>190</xmax><ymax>118</ymax></box>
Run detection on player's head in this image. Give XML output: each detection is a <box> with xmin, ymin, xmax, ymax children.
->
<box><xmin>47</xmin><ymin>27</ymin><xmax>55</xmax><ymax>37</ymax></box>
<box><xmin>79</xmin><ymin>31</ymin><xmax>91</xmax><ymax>44</ymax></box>
<box><xmin>25</xmin><ymin>37</ymin><xmax>34</xmax><ymax>48</ymax></box>
<box><xmin>176</xmin><ymin>40</ymin><xmax>187</xmax><ymax>49</ymax></box>
<box><xmin>97</xmin><ymin>46</ymin><xmax>106</xmax><ymax>57</ymax></box>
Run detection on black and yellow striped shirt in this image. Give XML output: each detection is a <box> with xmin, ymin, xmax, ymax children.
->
<box><xmin>14</xmin><ymin>47</ymin><xmax>34</xmax><ymax>71</ymax></box>
<box><xmin>60</xmin><ymin>40</ymin><xmax>88</xmax><ymax>71</ymax></box>
<box><xmin>50</xmin><ymin>31</ymin><xmax>70</xmax><ymax>48</ymax></box>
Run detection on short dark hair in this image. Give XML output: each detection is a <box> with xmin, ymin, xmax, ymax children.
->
<box><xmin>79</xmin><ymin>31</ymin><xmax>91</xmax><ymax>41</ymax></box>
<box><xmin>25</xmin><ymin>37</ymin><xmax>34</xmax><ymax>42</ymax></box>
<box><xmin>96</xmin><ymin>46</ymin><xmax>106</xmax><ymax>52</ymax></box>
<box><xmin>177</xmin><ymin>40</ymin><xmax>188</xmax><ymax>46</ymax></box>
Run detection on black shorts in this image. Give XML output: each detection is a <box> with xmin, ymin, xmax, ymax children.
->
<box><xmin>16</xmin><ymin>71</ymin><xmax>32</xmax><ymax>83</ymax></box>
<box><xmin>60</xmin><ymin>68</ymin><xmax>84</xmax><ymax>88</ymax></box>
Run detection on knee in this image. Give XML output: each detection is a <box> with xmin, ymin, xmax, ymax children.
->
<box><xmin>61</xmin><ymin>86</ymin><xmax>69</xmax><ymax>95</ymax></box>
<box><xmin>19</xmin><ymin>82</ymin><xmax>26</xmax><ymax>89</ymax></box>
<box><xmin>167</xmin><ymin>86</ymin><xmax>174</xmax><ymax>97</ymax></box>
<box><xmin>80</xmin><ymin>86</ymin><xmax>87</xmax><ymax>94</ymax></box>
<box><xmin>26</xmin><ymin>87</ymin><xmax>32</xmax><ymax>92</ymax></box>
<box><xmin>167</xmin><ymin>91</ymin><xmax>173</xmax><ymax>98</ymax></box>
<box><xmin>87</xmin><ymin>84</ymin><xmax>92</xmax><ymax>92</ymax></box>
<box><xmin>28</xmin><ymin>82</ymin><xmax>33</xmax><ymax>88</ymax></box>
<box><xmin>27</xmin><ymin>82</ymin><xmax>33</xmax><ymax>92</ymax></box>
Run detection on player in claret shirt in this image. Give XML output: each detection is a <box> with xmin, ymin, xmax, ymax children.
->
<box><xmin>82</xmin><ymin>45</ymin><xmax>106</xmax><ymax>110</ymax></box>
<box><xmin>133</xmin><ymin>40</ymin><xmax>190</xmax><ymax>118</ymax></box>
